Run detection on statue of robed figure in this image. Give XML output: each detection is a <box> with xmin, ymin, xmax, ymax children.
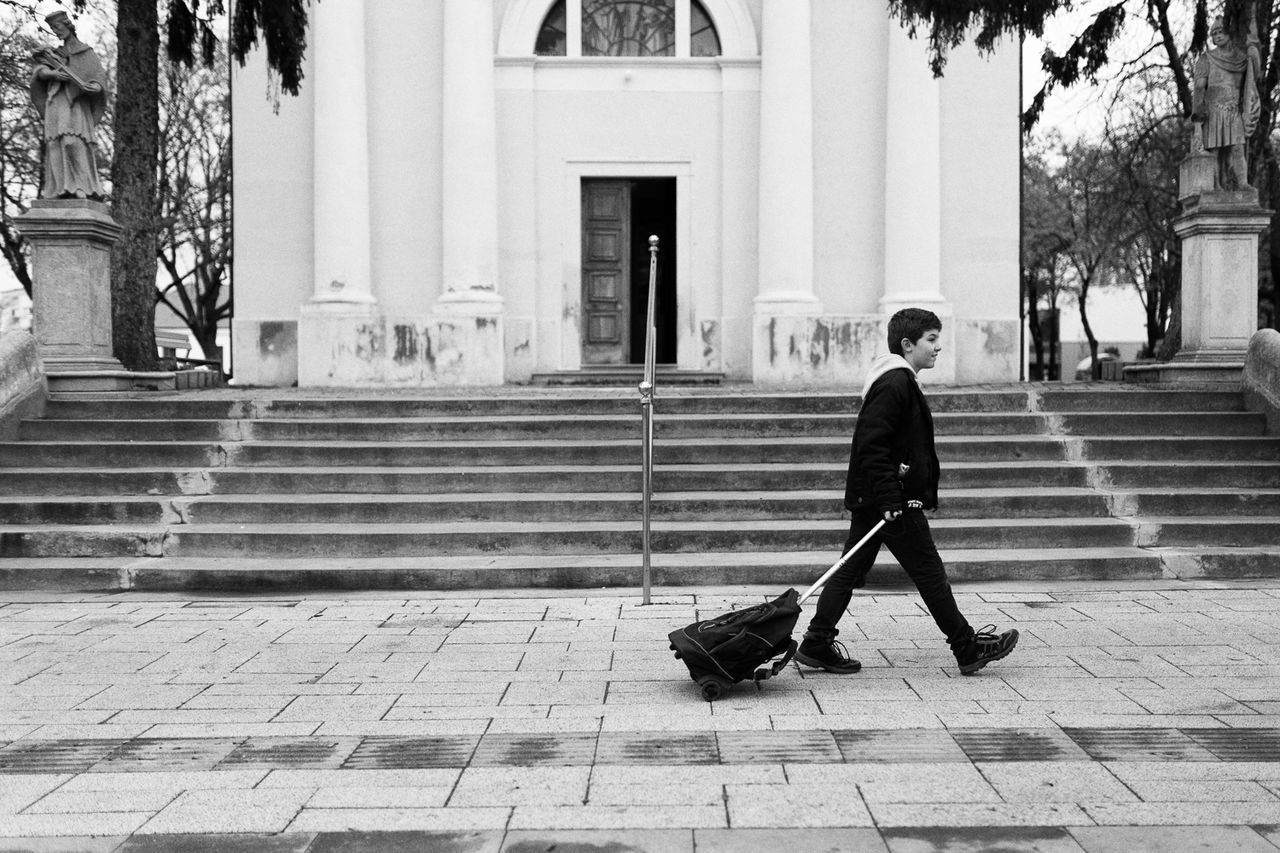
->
<box><xmin>1191</xmin><ymin>15</ymin><xmax>1262</xmax><ymax>190</ymax></box>
<box><xmin>29</xmin><ymin>8</ymin><xmax>108</xmax><ymax>199</ymax></box>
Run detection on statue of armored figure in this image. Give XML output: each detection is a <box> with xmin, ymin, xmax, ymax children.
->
<box><xmin>1191</xmin><ymin>15</ymin><xmax>1261</xmax><ymax>190</ymax></box>
<box><xmin>29</xmin><ymin>7</ymin><xmax>108</xmax><ymax>199</ymax></box>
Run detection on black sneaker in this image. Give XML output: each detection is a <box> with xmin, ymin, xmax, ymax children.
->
<box><xmin>955</xmin><ymin>624</ymin><xmax>1019</xmax><ymax>675</ymax></box>
<box><xmin>796</xmin><ymin>640</ymin><xmax>862</xmax><ymax>674</ymax></box>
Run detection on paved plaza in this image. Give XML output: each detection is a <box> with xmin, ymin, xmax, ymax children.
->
<box><xmin>1</xmin><ymin>579</ymin><xmax>1280</xmax><ymax>851</ymax></box>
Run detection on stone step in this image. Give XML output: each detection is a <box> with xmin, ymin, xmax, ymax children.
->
<box><xmin>2</xmin><ymin>460</ymin><xmax>1277</xmax><ymax>496</ymax></box>
<box><xmin>13</xmin><ymin>514</ymin><xmax>1277</xmax><ymax>559</ymax></box>
<box><xmin>5</xmin><ymin>489</ymin><xmax>1279</xmax><ymax>526</ymax></box>
<box><xmin>19</xmin><ymin>410</ymin><xmax>1267</xmax><ymax>442</ymax></box>
<box><xmin>1034</xmin><ymin>388</ymin><xmax>1245</xmax><ymax>412</ymax></box>
<box><xmin>40</xmin><ymin>386</ymin><xmax>1245</xmax><ymax>419</ymax></box>
<box><xmin>3</xmin><ymin>434</ymin><xmax>1277</xmax><ymax>468</ymax></box>
<box><xmin>4</xmin><ymin>546</ymin><xmax>1278</xmax><ymax>591</ymax></box>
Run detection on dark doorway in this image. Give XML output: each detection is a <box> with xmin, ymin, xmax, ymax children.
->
<box><xmin>580</xmin><ymin>178</ymin><xmax>676</xmax><ymax>365</ymax></box>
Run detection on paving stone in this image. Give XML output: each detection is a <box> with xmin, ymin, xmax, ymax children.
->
<box><xmin>585</xmin><ymin>781</ymin><xmax>724</xmax><ymax>807</ymax></box>
<box><xmin>774</xmin><ymin>711</ymin><xmax>945</xmax><ymax>731</ymax></box>
<box><xmin>594</xmin><ymin>732</ymin><xmax>718</xmax><ymax>765</ymax></box>
<box><xmin>976</xmin><ymin>761</ymin><xmax>1138</xmax><ymax>803</ymax></box>
<box><xmin>506</xmin><ymin>805</ymin><xmax>725</xmax><ymax>830</ymax></box>
<box><xmin>0</xmin><ymin>775</ymin><xmax>70</xmax><ymax>815</ymax></box>
<box><xmin>134</xmin><ymin>788</ymin><xmax>313</xmax><ymax>834</ymax></box>
<box><xmin>725</xmin><ymin>783</ymin><xmax>874</xmax><ymax>828</ymax></box>
<box><xmin>59</xmin><ymin>769</ymin><xmax>267</xmax><ymax>792</ymax></box>
<box><xmin>449</xmin><ymin>767</ymin><xmax>590</xmax><ymax>807</ymax></box>
<box><xmin>307</xmin><ymin>785</ymin><xmax>452</xmax><ymax>809</ymax></box>
<box><xmin>1068</xmin><ymin>825</ymin><xmax>1280</xmax><ymax>851</ymax></box>
<box><xmin>952</xmin><ymin>729</ymin><xmax>1090</xmax><ymax>762</ymax></box>
<box><xmin>695</xmin><ymin>827</ymin><xmax>889</xmax><ymax>853</ymax></box>
<box><xmin>1182</xmin><ymin>728</ymin><xmax>1280</xmax><ymax>761</ymax></box>
<box><xmin>288</xmin><ymin>807</ymin><xmax>511</xmax><ymax>833</ymax></box>
<box><xmin>869</xmin><ymin>802</ymin><xmax>1094</xmax><ymax>827</ymax></box>
<box><xmin>139</xmin><ymin>723</ymin><xmax>321</xmax><ymax>739</ymax></box>
<box><xmin>259</xmin><ymin>769</ymin><xmax>460</xmax><ymax>789</ymax></box>
<box><xmin>0</xmin><ymin>812</ymin><xmax>151</xmax><ymax>838</ymax></box>
<box><xmin>1064</xmin><ymin>728</ymin><xmax>1219</xmax><ymax>761</ymax></box>
<box><xmin>317</xmin><ymin>720</ymin><xmax>491</xmax><ymax>738</ymax></box>
<box><xmin>309</xmin><ymin>831</ymin><xmax>502</xmax><ymax>853</ymax></box>
<box><xmin>89</xmin><ymin>738</ymin><xmax>240</xmax><ymax>773</ymax></box>
<box><xmin>1123</xmin><ymin>779</ymin><xmax>1277</xmax><ymax>801</ymax></box>
<box><xmin>484</xmin><ymin>718</ymin><xmax>602</xmax><ymax>735</ymax></box>
<box><xmin>881</xmin><ymin>826</ymin><xmax>1087</xmax><ymax>852</ymax></box>
<box><xmin>716</xmin><ymin>730</ymin><xmax>841</xmax><ymax>764</ymax></box>
<box><xmin>343</xmin><ymin>736</ymin><xmax>479</xmax><ymax>769</ymax></box>
<box><xmin>194</xmin><ymin>736</ymin><xmax>335</xmax><ymax>769</ymax></box>
<box><xmin>0</xmin><ymin>837</ymin><xmax>128</xmax><ymax>852</ymax></box>
<box><xmin>21</xmin><ymin>787</ymin><xmax>178</xmax><ymax>814</ymax></box>
<box><xmin>1082</xmin><ymin>802</ymin><xmax>1280</xmax><ymax>825</ymax></box>
<box><xmin>1104</xmin><ymin>760</ymin><xmax>1280</xmax><ymax>783</ymax></box>
<box><xmin>833</xmin><ymin>730</ymin><xmax>968</xmax><ymax>763</ymax></box>
<box><xmin>502</xmin><ymin>828</ymin><xmax>693</xmax><ymax>853</ymax></box>
<box><xmin>469</xmin><ymin>733</ymin><xmax>597</xmax><ymax>767</ymax></box>
<box><xmin>0</xmin><ymin>740</ymin><xmax>126</xmax><ymax>775</ymax></box>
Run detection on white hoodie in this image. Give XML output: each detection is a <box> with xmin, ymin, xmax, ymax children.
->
<box><xmin>860</xmin><ymin>353</ymin><xmax>920</xmax><ymax>398</ymax></box>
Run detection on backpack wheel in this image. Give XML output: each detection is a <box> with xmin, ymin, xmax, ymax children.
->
<box><xmin>697</xmin><ymin>675</ymin><xmax>730</xmax><ymax>702</ymax></box>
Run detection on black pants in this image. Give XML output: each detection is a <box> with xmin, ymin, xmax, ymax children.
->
<box><xmin>805</xmin><ymin>505</ymin><xmax>973</xmax><ymax>649</ymax></box>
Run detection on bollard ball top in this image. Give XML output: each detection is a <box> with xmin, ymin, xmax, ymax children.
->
<box><xmin>648</xmin><ymin>235</ymin><xmax>659</xmax><ymax>249</ymax></box>
<box><xmin>638</xmin><ymin>380</ymin><xmax>653</xmax><ymax>395</ymax></box>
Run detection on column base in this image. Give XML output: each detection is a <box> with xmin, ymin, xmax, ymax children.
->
<box><xmin>1124</xmin><ymin>358</ymin><xmax>1244</xmax><ymax>385</ymax></box>
<box><xmin>751</xmin><ymin>313</ymin><xmax>880</xmax><ymax>386</ymax></box>
<box><xmin>46</xmin><ymin>368</ymin><xmax>176</xmax><ymax>393</ymax></box>
<box><xmin>296</xmin><ymin>299</ymin><xmax>506</xmax><ymax>387</ymax></box>
<box><xmin>298</xmin><ymin>300</ymin><xmax>383</xmax><ymax>387</ymax></box>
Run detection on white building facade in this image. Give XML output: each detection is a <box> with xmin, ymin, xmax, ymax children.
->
<box><xmin>231</xmin><ymin>0</ymin><xmax>1021</xmax><ymax>387</ymax></box>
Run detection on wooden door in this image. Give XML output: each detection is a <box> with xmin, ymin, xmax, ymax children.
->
<box><xmin>581</xmin><ymin>180</ymin><xmax>630</xmax><ymax>365</ymax></box>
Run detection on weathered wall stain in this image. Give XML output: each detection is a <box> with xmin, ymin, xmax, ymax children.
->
<box><xmin>393</xmin><ymin>324</ymin><xmax>419</xmax><ymax>364</ymax></box>
<box><xmin>700</xmin><ymin>319</ymin><xmax>719</xmax><ymax>370</ymax></box>
<box><xmin>354</xmin><ymin>324</ymin><xmax>385</xmax><ymax>363</ymax></box>
<box><xmin>981</xmin><ymin>319</ymin><xmax>1016</xmax><ymax>355</ymax></box>
<box><xmin>258</xmin><ymin>321</ymin><xmax>296</xmax><ymax>357</ymax></box>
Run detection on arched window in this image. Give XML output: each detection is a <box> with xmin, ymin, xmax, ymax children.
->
<box><xmin>690</xmin><ymin>1</ymin><xmax>720</xmax><ymax>57</ymax></box>
<box><xmin>535</xmin><ymin>0</ymin><xmax>568</xmax><ymax>55</ymax></box>
<box><xmin>535</xmin><ymin>0</ymin><xmax>721</xmax><ymax>57</ymax></box>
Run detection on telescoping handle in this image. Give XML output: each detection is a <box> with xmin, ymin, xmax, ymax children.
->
<box><xmin>798</xmin><ymin>518</ymin><xmax>887</xmax><ymax>605</ymax></box>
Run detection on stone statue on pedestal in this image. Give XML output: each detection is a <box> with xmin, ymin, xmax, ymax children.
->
<box><xmin>29</xmin><ymin>7</ymin><xmax>108</xmax><ymax>200</ymax></box>
<box><xmin>1190</xmin><ymin>15</ymin><xmax>1261</xmax><ymax>190</ymax></box>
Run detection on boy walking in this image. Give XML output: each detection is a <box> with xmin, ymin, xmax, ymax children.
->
<box><xmin>796</xmin><ymin>308</ymin><xmax>1019</xmax><ymax>676</ymax></box>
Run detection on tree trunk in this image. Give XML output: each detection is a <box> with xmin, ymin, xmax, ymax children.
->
<box><xmin>110</xmin><ymin>0</ymin><xmax>160</xmax><ymax>371</ymax></box>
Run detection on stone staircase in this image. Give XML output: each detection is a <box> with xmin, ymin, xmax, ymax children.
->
<box><xmin>1</xmin><ymin>385</ymin><xmax>1278</xmax><ymax>591</ymax></box>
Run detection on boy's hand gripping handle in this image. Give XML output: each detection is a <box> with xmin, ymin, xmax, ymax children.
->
<box><xmin>798</xmin><ymin>518</ymin><xmax>887</xmax><ymax>605</ymax></box>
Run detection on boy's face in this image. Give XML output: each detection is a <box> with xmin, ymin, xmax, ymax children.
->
<box><xmin>901</xmin><ymin>328</ymin><xmax>942</xmax><ymax>373</ymax></box>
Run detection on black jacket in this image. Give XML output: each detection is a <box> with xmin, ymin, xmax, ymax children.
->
<box><xmin>844</xmin><ymin>368</ymin><xmax>940</xmax><ymax>513</ymax></box>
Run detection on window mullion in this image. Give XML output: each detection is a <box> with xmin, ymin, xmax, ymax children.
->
<box><xmin>675</xmin><ymin>0</ymin><xmax>690</xmax><ymax>58</ymax></box>
<box><xmin>567</xmin><ymin>0</ymin><xmax>583</xmax><ymax>57</ymax></box>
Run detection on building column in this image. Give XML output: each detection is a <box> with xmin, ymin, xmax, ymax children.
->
<box><xmin>436</xmin><ymin>0</ymin><xmax>504</xmax><ymax>382</ymax></box>
<box><xmin>299</xmin><ymin>0</ymin><xmax>381</xmax><ymax>385</ymax></box>
<box><xmin>309</xmin><ymin>0</ymin><xmax>375</xmax><ymax>307</ymax></box>
<box><xmin>754</xmin><ymin>0</ymin><xmax>818</xmax><ymax>317</ymax></box>
<box><xmin>752</xmin><ymin>0</ymin><xmax>824</xmax><ymax>382</ymax></box>
<box><xmin>881</xmin><ymin>24</ymin><xmax>954</xmax><ymax>381</ymax></box>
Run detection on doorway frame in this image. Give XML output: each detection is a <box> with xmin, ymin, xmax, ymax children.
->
<box><xmin>561</xmin><ymin>159</ymin><xmax>693</xmax><ymax>371</ymax></box>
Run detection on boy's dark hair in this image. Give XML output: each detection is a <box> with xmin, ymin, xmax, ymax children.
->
<box><xmin>887</xmin><ymin>308</ymin><xmax>942</xmax><ymax>356</ymax></box>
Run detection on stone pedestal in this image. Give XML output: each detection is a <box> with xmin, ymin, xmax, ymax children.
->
<box><xmin>1126</xmin><ymin>187</ymin><xmax>1269</xmax><ymax>384</ymax></box>
<box><xmin>15</xmin><ymin>199</ymin><xmax>173</xmax><ymax>392</ymax></box>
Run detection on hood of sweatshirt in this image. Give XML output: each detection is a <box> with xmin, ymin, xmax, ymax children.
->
<box><xmin>860</xmin><ymin>353</ymin><xmax>919</xmax><ymax>398</ymax></box>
